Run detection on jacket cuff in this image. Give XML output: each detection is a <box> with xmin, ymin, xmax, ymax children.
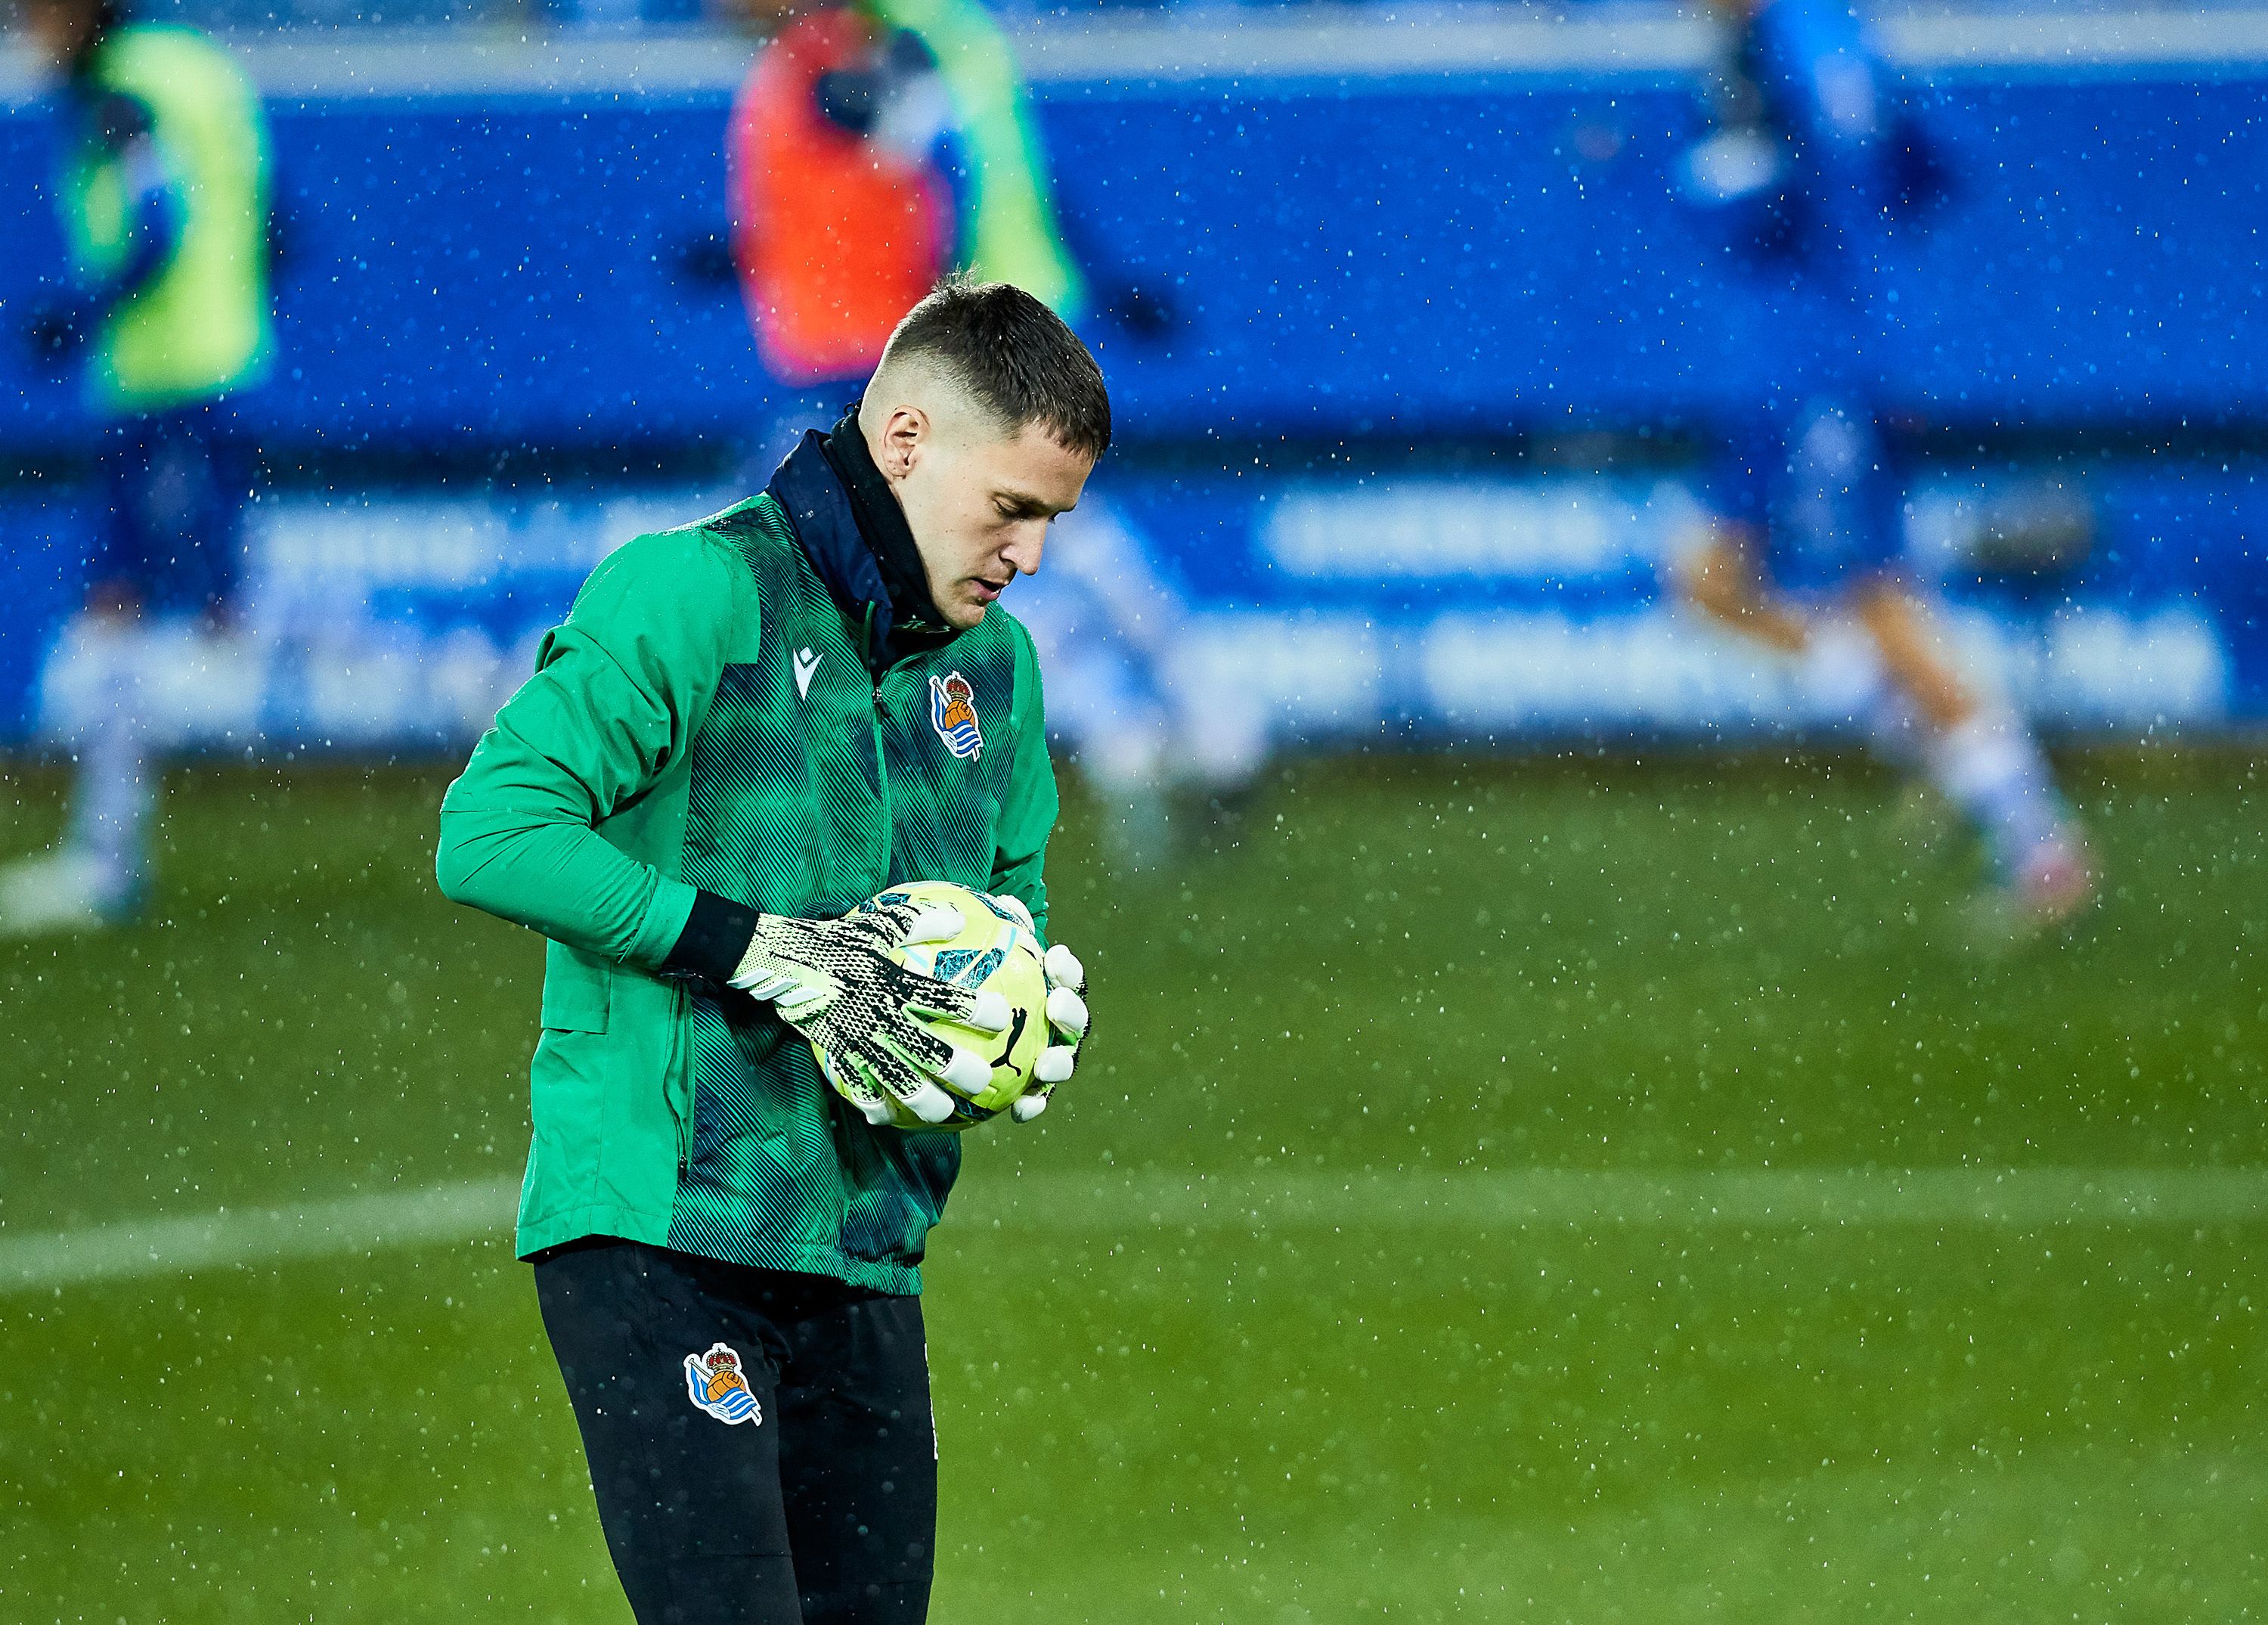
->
<box><xmin>627</xmin><ymin>876</ymin><xmax>700</xmax><ymax>969</ymax></box>
<box><xmin>658</xmin><ymin>888</ymin><xmax>762</xmax><ymax>983</ymax></box>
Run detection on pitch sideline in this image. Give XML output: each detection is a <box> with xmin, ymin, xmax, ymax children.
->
<box><xmin>4</xmin><ymin>1164</ymin><xmax>2263</xmax><ymax>1295</ymax></box>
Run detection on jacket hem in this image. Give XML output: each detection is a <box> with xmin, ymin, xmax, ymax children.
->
<box><xmin>517</xmin><ymin>1207</ymin><xmax>925</xmax><ymax>1295</ymax></box>
<box><xmin>663</xmin><ymin>1234</ymin><xmax>924</xmax><ymax>1296</ymax></box>
<box><xmin>516</xmin><ymin>1202</ymin><xmax>674</xmax><ymax>1261</ymax></box>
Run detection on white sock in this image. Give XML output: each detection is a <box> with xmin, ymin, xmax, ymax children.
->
<box><xmin>1924</xmin><ymin>712</ymin><xmax>2069</xmax><ymax>879</ymax></box>
<box><xmin>60</xmin><ymin>625</ymin><xmax>152</xmax><ymax>906</ymax></box>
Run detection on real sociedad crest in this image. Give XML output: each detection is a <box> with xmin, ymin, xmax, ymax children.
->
<box><xmin>684</xmin><ymin>1342</ymin><xmax>762</xmax><ymax>1425</ymax></box>
<box><xmin>928</xmin><ymin>671</ymin><xmax>984</xmax><ymax>761</ymax></box>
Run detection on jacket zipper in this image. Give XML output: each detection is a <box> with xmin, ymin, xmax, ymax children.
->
<box><xmin>863</xmin><ymin>603</ymin><xmax>894</xmax><ymax>861</ymax></box>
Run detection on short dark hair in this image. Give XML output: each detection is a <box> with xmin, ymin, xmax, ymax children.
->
<box><xmin>881</xmin><ymin>274</ymin><xmax>1111</xmax><ymax>458</ymax></box>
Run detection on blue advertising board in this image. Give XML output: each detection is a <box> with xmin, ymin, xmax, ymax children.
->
<box><xmin>5</xmin><ymin>457</ymin><xmax>2260</xmax><ymax>753</ymax></box>
<box><xmin>0</xmin><ymin>13</ymin><xmax>2263</xmax><ymax>752</ymax></box>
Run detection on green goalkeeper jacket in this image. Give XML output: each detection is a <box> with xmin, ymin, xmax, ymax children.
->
<box><xmin>435</xmin><ymin>421</ymin><xmax>1057</xmax><ymax>1293</ymax></box>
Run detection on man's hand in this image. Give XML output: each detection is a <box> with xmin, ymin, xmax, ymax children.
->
<box><xmin>985</xmin><ymin>894</ymin><xmax>1089</xmax><ymax>1123</ymax></box>
<box><xmin>728</xmin><ymin>897</ymin><xmax>1009</xmax><ymax>1126</ymax></box>
<box><xmin>1014</xmin><ymin>943</ymin><xmax>1089</xmax><ymax>1121</ymax></box>
<box><xmin>24</xmin><ymin>301</ymin><xmax>91</xmax><ymax>368</ymax></box>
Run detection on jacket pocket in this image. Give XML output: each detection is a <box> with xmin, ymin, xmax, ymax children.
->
<box><xmin>665</xmin><ymin>985</ymin><xmax>696</xmax><ymax>1171</ymax></box>
<box><xmin>539</xmin><ymin>944</ymin><xmax>612</xmax><ymax>1033</ymax></box>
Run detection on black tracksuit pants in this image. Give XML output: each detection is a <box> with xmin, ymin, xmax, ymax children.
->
<box><xmin>534</xmin><ymin>1239</ymin><xmax>937</xmax><ymax>1624</ymax></box>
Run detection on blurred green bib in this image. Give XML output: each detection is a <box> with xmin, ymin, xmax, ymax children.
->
<box><xmin>62</xmin><ymin>24</ymin><xmax>272</xmax><ymax>414</ymax></box>
<box><xmin>866</xmin><ymin>0</ymin><xmax>1086</xmax><ymax>320</ymax></box>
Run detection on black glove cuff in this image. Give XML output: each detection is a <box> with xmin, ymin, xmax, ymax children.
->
<box><xmin>661</xmin><ymin>890</ymin><xmax>762</xmax><ymax>984</ymax></box>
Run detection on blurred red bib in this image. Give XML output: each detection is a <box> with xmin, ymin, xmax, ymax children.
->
<box><xmin>729</xmin><ymin>8</ymin><xmax>950</xmax><ymax>382</ymax></box>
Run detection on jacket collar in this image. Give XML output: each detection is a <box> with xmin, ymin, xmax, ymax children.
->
<box><xmin>764</xmin><ymin>408</ymin><xmax>953</xmax><ymax>674</ymax></box>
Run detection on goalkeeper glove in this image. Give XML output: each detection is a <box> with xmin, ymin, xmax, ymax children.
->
<box><xmin>727</xmin><ymin>896</ymin><xmax>1008</xmax><ymax>1127</ymax></box>
<box><xmin>985</xmin><ymin>894</ymin><xmax>1090</xmax><ymax>1123</ymax></box>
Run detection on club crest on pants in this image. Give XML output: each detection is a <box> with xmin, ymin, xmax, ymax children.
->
<box><xmin>928</xmin><ymin>671</ymin><xmax>984</xmax><ymax>760</ymax></box>
<box><xmin>684</xmin><ymin>1342</ymin><xmax>761</xmax><ymax>1425</ymax></box>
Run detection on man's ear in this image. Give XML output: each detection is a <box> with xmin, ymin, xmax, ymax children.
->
<box><xmin>875</xmin><ymin>405</ymin><xmax>930</xmax><ymax>483</ymax></box>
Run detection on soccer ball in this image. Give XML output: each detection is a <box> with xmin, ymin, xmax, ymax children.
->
<box><xmin>815</xmin><ymin>879</ymin><xmax>1048</xmax><ymax>1133</ymax></box>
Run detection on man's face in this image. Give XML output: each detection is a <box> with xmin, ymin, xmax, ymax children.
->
<box><xmin>25</xmin><ymin>0</ymin><xmax>101</xmax><ymax>71</ymax></box>
<box><xmin>871</xmin><ymin>406</ymin><xmax>1096</xmax><ymax>631</ymax></box>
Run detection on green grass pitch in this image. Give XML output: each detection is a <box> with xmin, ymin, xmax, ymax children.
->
<box><xmin>2</xmin><ymin>747</ymin><xmax>2263</xmax><ymax>1620</ymax></box>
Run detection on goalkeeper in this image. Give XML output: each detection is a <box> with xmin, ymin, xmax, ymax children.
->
<box><xmin>435</xmin><ymin>278</ymin><xmax>1102</xmax><ymax>1625</ymax></box>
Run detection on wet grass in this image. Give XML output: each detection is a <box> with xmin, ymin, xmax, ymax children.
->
<box><xmin>2</xmin><ymin>748</ymin><xmax>2262</xmax><ymax>1620</ymax></box>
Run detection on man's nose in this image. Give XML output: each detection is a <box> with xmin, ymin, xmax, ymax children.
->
<box><xmin>1003</xmin><ymin>524</ymin><xmax>1046</xmax><ymax>575</ymax></box>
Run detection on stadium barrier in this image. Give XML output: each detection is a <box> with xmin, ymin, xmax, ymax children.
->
<box><xmin>0</xmin><ymin>10</ymin><xmax>2262</xmax><ymax>745</ymax></box>
<box><xmin>4</xmin><ymin>459</ymin><xmax>2260</xmax><ymax>748</ymax></box>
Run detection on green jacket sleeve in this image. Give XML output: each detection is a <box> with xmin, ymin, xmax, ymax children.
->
<box><xmin>434</xmin><ymin>530</ymin><xmax>745</xmax><ymax>969</ymax></box>
<box><xmin>990</xmin><ymin>614</ymin><xmax>1059</xmax><ymax>944</ymax></box>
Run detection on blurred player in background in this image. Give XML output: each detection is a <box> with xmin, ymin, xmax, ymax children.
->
<box><xmin>1671</xmin><ymin>0</ymin><xmax>2093</xmax><ymax>928</ymax></box>
<box><xmin>722</xmin><ymin>0</ymin><xmax>1083</xmax><ymax>455</ymax></box>
<box><xmin>4</xmin><ymin>0</ymin><xmax>271</xmax><ymax>934</ymax></box>
<box><xmin>721</xmin><ymin>0</ymin><xmax>1267</xmax><ymax>864</ymax></box>
<box><xmin>1014</xmin><ymin>499</ymin><xmax>1271</xmax><ymax>869</ymax></box>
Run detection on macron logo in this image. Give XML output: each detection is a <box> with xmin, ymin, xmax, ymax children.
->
<box><xmin>793</xmin><ymin>647</ymin><xmax>822</xmax><ymax>699</ymax></box>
